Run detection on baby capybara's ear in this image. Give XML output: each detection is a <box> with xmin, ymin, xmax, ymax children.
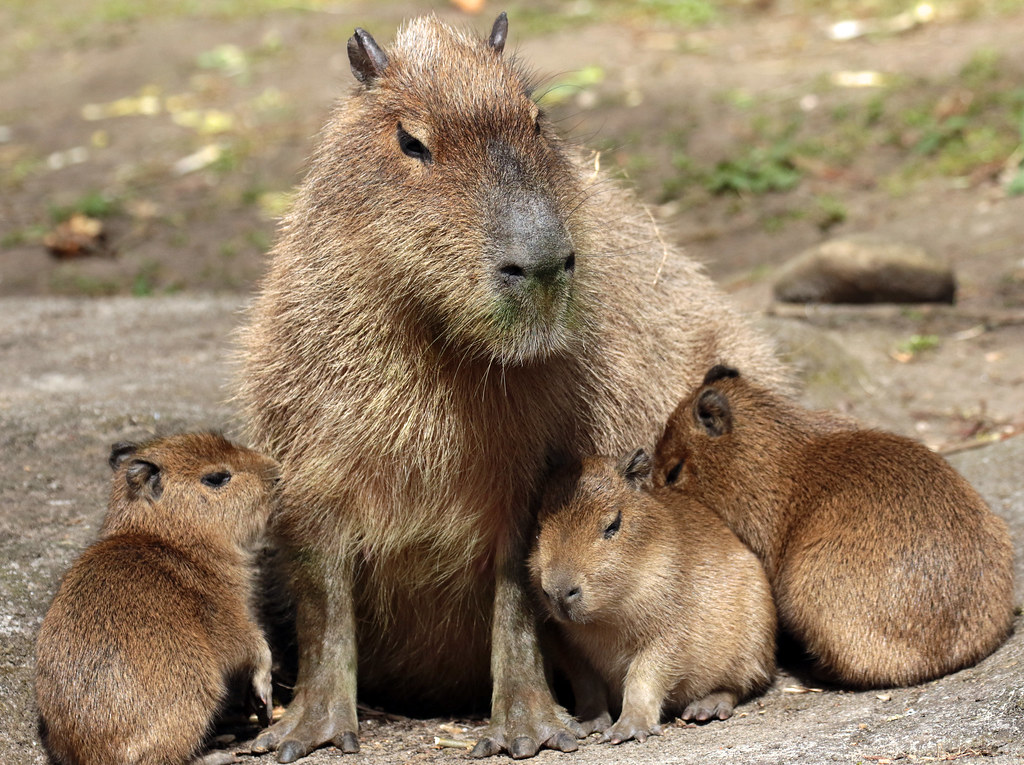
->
<box><xmin>108</xmin><ymin>442</ymin><xmax>139</xmax><ymax>471</ymax></box>
<box><xmin>617</xmin><ymin>448</ymin><xmax>652</xmax><ymax>488</ymax></box>
<box><xmin>702</xmin><ymin>364</ymin><xmax>740</xmax><ymax>387</ymax></box>
<box><xmin>695</xmin><ymin>389</ymin><xmax>733</xmax><ymax>437</ymax></box>
<box><xmin>125</xmin><ymin>459</ymin><xmax>163</xmax><ymax>503</ymax></box>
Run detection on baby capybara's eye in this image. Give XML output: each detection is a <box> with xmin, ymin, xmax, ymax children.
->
<box><xmin>602</xmin><ymin>511</ymin><xmax>622</xmax><ymax>539</ymax></box>
<box><xmin>664</xmin><ymin>462</ymin><xmax>683</xmax><ymax>485</ymax></box>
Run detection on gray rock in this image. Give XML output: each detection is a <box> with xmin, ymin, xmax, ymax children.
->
<box><xmin>773</xmin><ymin>238</ymin><xmax>957</xmax><ymax>304</ymax></box>
<box><xmin>758</xmin><ymin>317</ymin><xmax>870</xmax><ymax>408</ymax></box>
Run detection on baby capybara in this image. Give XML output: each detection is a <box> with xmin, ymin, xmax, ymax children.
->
<box><xmin>36</xmin><ymin>433</ymin><xmax>280</xmax><ymax>765</ymax></box>
<box><xmin>653</xmin><ymin>365</ymin><xmax>1015</xmax><ymax>688</ymax></box>
<box><xmin>530</xmin><ymin>450</ymin><xmax>776</xmax><ymax>743</ymax></box>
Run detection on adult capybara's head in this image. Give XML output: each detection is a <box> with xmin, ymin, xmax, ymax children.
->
<box><xmin>292</xmin><ymin>14</ymin><xmax>588</xmax><ymax>365</ymax></box>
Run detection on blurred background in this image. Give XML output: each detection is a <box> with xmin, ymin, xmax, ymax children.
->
<box><xmin>2</xmin><ymin>0</ymin><xmax>1023</xmax><ymax>447</ymax></box>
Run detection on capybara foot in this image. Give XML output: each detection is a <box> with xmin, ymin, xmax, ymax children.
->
<box><xmin>681</xmin><ymin>690</ymin><xmax>737</xmax><ymax>722</ymax></box>
<box><xmin>251</xmin><ymin>697</ymin><xmax>358</xmax><ymax>762</ymax></box>
<box><xmin>246</xmin><ymin>668</ymin><xmax>273</xmax><ymax>728</ymax></box>
<box><xmin>577</xmin><ymin>711</ymin><xmax>613</xmax><ymax>736</ymax></box>
<box><xmin>470</xmin><ymin>695</ymin><xmax>583</xmax><ymax>758</ymax></box>
<box><xmin>599</xmin><ymin>714</ymin><xmax>662</xmax><ymax>744</ymax></box>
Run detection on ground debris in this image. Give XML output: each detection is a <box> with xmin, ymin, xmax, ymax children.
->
<box><xmin>43</xmin><ymin>214</ymin><xmax>110</xmax><ymax>259</ymax></box>
<box><xmin>864</xmin><ymin>743</ymin><xmax>1001</xmax><ymax>762</ymax></box>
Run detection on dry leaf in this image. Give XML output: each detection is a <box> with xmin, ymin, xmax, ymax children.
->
<box><xmin>44</xmin><ymin>214</ymin><xmax>108</xmax><ymax>259</ymax></box>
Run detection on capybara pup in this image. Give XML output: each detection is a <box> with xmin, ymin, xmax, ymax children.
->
<box><xmin>529</xmin><ymin>450</ymin><xmax>776</xmax><ymax>744</ymax></box>
<box><xmin>238</xmin><ymin>13</ymin><xmax>786</xmax><ymax>759</ymax></box>
<box><xmin>653</xmin><ymin>365</ymin><xmax>1015</xmax><ymax>688</ymax></box>
<box><xmin>35</xmin><ymin>433</ymin><xmax>280</xmax><ymax>765</ymax></box>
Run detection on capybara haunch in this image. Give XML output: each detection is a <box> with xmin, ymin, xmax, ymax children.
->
<box><xmin>35</xmin><ymin>434</ymin><xmax>280</xmax><ymax>765</ymax></box>
<box><xmin>238</xmin><ymin>14</ymin><xmax>785</xmax><ymax>760</ymax></box>
<box><xmin>653</xmin><ymin>365</ymin><xmax>1015</xmax><ymax>688</ymax></box>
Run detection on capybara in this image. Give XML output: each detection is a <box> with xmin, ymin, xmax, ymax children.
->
<box><xmin>35</xmin><ymin>434</ymin><xmax>280</xmax><ymax>765</ymax></box>
<box><xmin>653</xmin><ymin>365</ymin><xmax>1016</xmax><ymax>688</ymax></box>
<box><xmin>237</xmin><ymin>14</ymin><xmax>786</xmax><ymax>759</ymax></box>
<box><xmin>529</xmin><ymin>450</ymin><xmax>776</xmax><ymax>744</ymax></box>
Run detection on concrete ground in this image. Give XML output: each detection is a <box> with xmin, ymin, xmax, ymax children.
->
<box><xmin>1</xmin><ymin>295</ymin><xmax>1022</xmax><ymax>764</ymax></box>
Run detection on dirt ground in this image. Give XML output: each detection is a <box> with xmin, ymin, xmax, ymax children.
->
<box><xmin>0</xmin><ymin>299</ymin><xmax>1019</xmax><ymax>765</ymax></box>
<box><xmin>2</xmin><ymin>1</ymin><xmax>1024</xmax><ymax>763</ymax></box>
<box><xmin>1</xmin><ymin>296</ymin><xmax>1022</xmax><ymax>764</ymax></box>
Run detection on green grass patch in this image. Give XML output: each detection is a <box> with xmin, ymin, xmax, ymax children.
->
<box><xmin>898</xmin><ymin>334</ymin><xmax>941</xmax><ymax>354</ymax></box>
<box><xmin>812</xmin><ymin>194</ymin><xmax>848</xmax><ymax>231</ymax></box>
<box><xmin>1</xmin><ymin>225</ymin><xmax>48</xmax><ymax>248</ymax></box>
<box><xmin>634</xmin><ymin>0</ymin><xmax>717</xmax><ymax>26</ymax></box>
<box><xmin>49</xmin><ymin>271</ymin><xmax>121</xmax><ymax>297</ymax></box>
<box><xmin>1007</xmin><ymin>163</ymin><xmax>1024</xmax><ymax>195</ymax></box>
<box><xmin>131</xmin><ymin>261</ymin><xmax>161</xmax><ymax>297</ymax></box>
<box><xmin>48</xmin><ymin>191</ymin><xmax>122</xmax><ymax>223</ymax></box>
<box><xmin>707</xmin><ymin>143</ymin><xmax>802</xmax><ymax>195</ymax></box>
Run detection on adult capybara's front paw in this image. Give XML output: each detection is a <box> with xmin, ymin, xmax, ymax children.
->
<box><xmin>470</xmin><ymin>693</ymin><xmax>583</xmax><ymax>759</ymax></box>
<box><xmin>250</xmin><ymin>691</ymin><xmax>359</xmax><ymax>763</ymax></box>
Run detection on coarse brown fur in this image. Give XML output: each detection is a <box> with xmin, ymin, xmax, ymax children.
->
<box><xmin>35</xmin><ymin>433</ymin><xmax>280</xmax><ymax>765</ymax></box>
<box><xmin>528</xmin><ymin>451</ymin><xmax>776</xmax><ymax>744</ymax></box>
<box><xmin>653</xmin><ymin>366</ymin><xmax>1016</xmax><ymax>688</ymax></box>
<box><xmin>236</xmin><ymin>14</ymin><xmax>786</xmax><ymax>756</ymax></box>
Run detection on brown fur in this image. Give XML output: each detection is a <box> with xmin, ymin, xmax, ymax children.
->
<box><xmin>528</xmin><ymin>451</ymin><xmax>776</xmax><ymax>744</ymax></box>
<box><xmin>653</xmin><ymin>366</ymin><xmax>1016</xmax><ymax>688</ymax></box>
<box><xmin>236</xmin><ymin>14</ymin><xmax>786</xmax><ymax>755</ymax></box>
<box><xmin>35</xmin><ymin>433</ymin><xmax>280</xmax><ymax>765</ymax></box>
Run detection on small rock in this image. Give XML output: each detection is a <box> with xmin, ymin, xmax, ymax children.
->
<box><xmin>772</xmin><ymin>237</ymin><xmax>956</xmax><ymax>304</ymax></box>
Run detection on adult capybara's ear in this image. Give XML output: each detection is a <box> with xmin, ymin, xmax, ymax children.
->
<box><xmin>347</xmin><ymin>28</ymin><xmax>389</xmax><ymax>85</ymax></box>
<box><xmin>488</xmin><ymin>12</ymin><xmax>508</xmax><ymax>54</ymax></box>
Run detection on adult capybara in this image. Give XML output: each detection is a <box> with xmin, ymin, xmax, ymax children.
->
<box><xmin>237</xmin><ymin>14</ymin><xmax>786</xmax><ymax>760</ymax></box>
<box><xmin>653</xmin><ymin>365</ymin><xmax>1015</xmax><ymax>688</ymax></box>
<box><xmin>35</xmin><ymin>434</ymin><xmax>280</xmax><ymax>765</ymax></box>
<box><xmin>529</xmin><ymin>450</ymin><xmax>775</xmax><ymax>744</ymax></box>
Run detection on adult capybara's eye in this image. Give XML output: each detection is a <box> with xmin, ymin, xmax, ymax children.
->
<box><xmin>397</xmin><ymin>123</ymin><xmax>432</xmax><ymax>164</ymax></box>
